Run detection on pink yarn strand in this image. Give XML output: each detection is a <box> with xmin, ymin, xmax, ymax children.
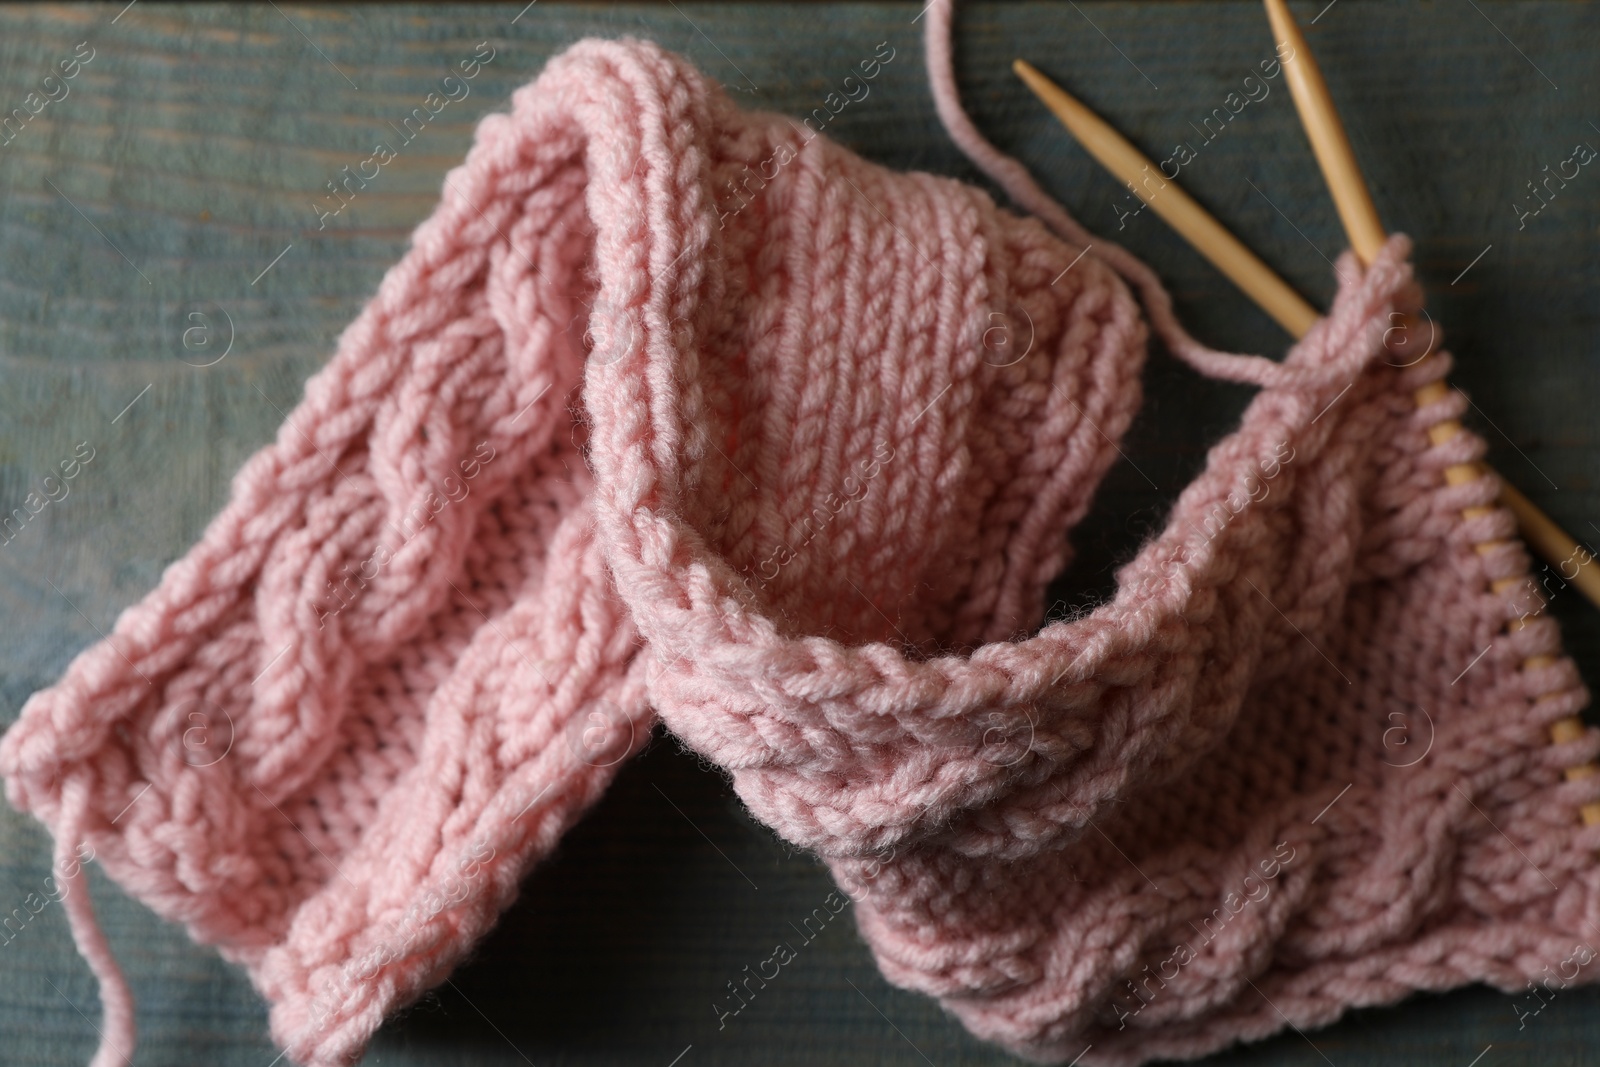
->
<box><xmin>922</xmin><ymin>0</ymin><xmax>1306</xmax><ymax>388</ymax></box>
<box><xmin>56</xmin><ymin>775</ymin><xmax>135</xmax><ymax>1067</ymax></box>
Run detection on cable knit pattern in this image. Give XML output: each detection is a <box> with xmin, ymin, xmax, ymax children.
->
<box><xmin>3</xmin><ymin>14</ymin><xmax>1597</xmax><ymax>1067</ymax></box>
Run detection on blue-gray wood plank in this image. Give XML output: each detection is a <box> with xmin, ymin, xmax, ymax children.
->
<box><xmin>0</xmin><ymin>2</ymin><xmax>1596</xmax><ymax>1065</ymax></box>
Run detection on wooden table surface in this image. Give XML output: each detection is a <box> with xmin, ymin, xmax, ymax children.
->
<box><xmin>1</xmin><ymin>2</ymin><xmax>1597</xmax><ymax>1065</ymax></box>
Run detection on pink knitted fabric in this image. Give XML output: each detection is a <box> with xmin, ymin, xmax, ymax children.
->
<box><xmin>5</xmin><ymin>7</ymin><xmax>1598</xmax><ymax>1067</ymax></box>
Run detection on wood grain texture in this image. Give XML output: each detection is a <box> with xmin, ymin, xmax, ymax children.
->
<box><xmin>0</xmin><ymin>3</ymin><xmax>1595</xmax><ymax>1065</ymax></box>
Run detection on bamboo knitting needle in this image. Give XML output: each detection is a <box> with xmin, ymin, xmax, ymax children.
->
<box><xmin>1017</xmin><ymin>59</ymin><xmax>1600</xmax><ymax>828</ymax></box>
<box><xmin>1262</xmin><ymin>0</ymin><xmax>1600</xmax><ymax>825</ymax></box>
<box><xmin>1012</xmin><ymin>61</ymin><xmax>1320</xmax><ymax>340</ymax></box>
<box><xmin>1014</xmin><ymin>59</ymin><xmax>1600</xmax><ymax>823</ymax></box>
<box><xmin>1010</xmin><ymin>59</ymin><xmax>1600</xmax><ymax>613</ymax></box>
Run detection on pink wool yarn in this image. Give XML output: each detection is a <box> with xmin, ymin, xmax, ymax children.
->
<box><xmin>4</xmin><ymin>3</ymin><xmax>1597</xmax><ymax>1065</ymax></box>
